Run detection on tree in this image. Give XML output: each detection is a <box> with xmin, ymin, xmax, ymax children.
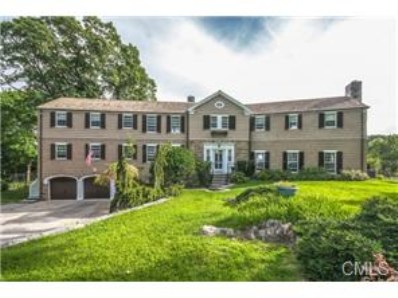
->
<box><xmin>1</xmin><ymin>16</ymin><xmax>156</xmax><ymax>101</ymax></box>
<box><xmin>367</xmin><ymin>135</ymin><xmax>398</xmax><ymax>176</ymax></box>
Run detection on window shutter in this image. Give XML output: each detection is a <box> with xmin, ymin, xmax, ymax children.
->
<box><xmin>51</xmin><ymin>144</ymin><xmax>55</xmax><ymax>160</ymax></box>
<box><xmin>133</xmin><ymin>145</ymin><xmax>137</xmax><ymax>160</ymax></box>
<box><xmin>133</xmin><ymin>114</ymin><xmax>138</xmax><ymax>130</ymax></box>
<box><xmin>265</xmin><ymin>116</ymin><xmax>270</xmax><ymax>131</ymax></box>
<box><xmin>142</xmin><ymin>115</ymin><xmax>147</xmax><ymax>133</ymax></box>
<box><xmin>142</xmin><ymin>145</ymin><xmax>147</xmax><ymax>163</ymax></box>
<box><xmin>101</xmin><ymin>113</ymin><xmax>106</xmax><ymax>129</ymax></box>
<box><xmin>337</xmin><ymin>151</ymin><xmax>343</xmax><ymax>173</ymax></box>
<box><xmin>167</xmin><ymin>115</ymin><xmax>171</xmax><ymax>133</ymax></box>
<box><xmin>181</xmin><ymin>116</ymin><xmax>185</xmax><ymax>133</ymax></box>
<box><xmin>118</xmin><ymin>144</ymin><xmax>123</xmax><ymax>159</ymax></box>
<box><xmin>319</xmin><ymin>113</ymin><xmax>325</xmax><ymax>128</ymax></box>
<box><xmin>318</xmin><ymin>151</ymin><xmax>324</xmax><ymax>168</ymax></box>
<box><xmin>85</xmin><ymin>113</ymin><xmax>90</xmax><ymax>128</ymax></box>
<box><xmin>285</xmin><ymin>115</ymin><xmax>289</xmax><ymax>130</ymax></box>
<box><xmin>229</xmin><ymin>115</ymin><xmax>236</xmax><ymax>130</ymax></box>
<box><xmin>67</xmin><ymin>144</ymin><xmax>72</xmax><ymax>160</ymax></box>
<box><xmin>265</xmin><ymin>152</ymin><xmax>270</xmax><ymax>169</ymax></box>
<box><xmin>157</xmin><ymin>115</ymin><xmax>162</xmax><ymax>133</ymax></box>
<box><xmin>249</xmin><ymin>151</ymin><xmax>254</xmax><ymax>161</ymax></box>
<box><xmin>283</xmin><ymin>152</ymin><xmax>287</xmax><ymax>170</ymax></box>
<box><xmin>298</xmin><ymin>114</ymin><xmax>303</xmax><ymax>129</ymax></box>
<box><xmin>85</xmin><ymin>144</ymin><xmax>89</xmax><ymax>158</ymax></box>
<box><xmin>250</xmin><ymin>117</ymin><xmax>255</xmax><ymax>131</ymax></box>
<box><xmin>50</xmin><ymin>112</ymin><xmax>55</xmax><ymax>127</ymax></box>
<box><xmin>299</xmin><ymin>152</ymin><xmax>304</xmax><ymax>170</ymax></box>
<box><xmin>67</xmin><ymin>112</ymin><xmax>72</xmax><ymax>128</ymax></box>
<box><xmin>203</xmin><ymin>115</ymin><xmax>210</xmax><ymax>130</ymax></box>
<box><xmin>337</xmin><ymin>112</ymin><xmax>344</xmax><ymax>128</ymax></box>
<box><xmin>101</xmin><ymin>144</ymin><xmax>106</xmax><ymax>160</ymax></box>
<box><xmin>118</xmin><ymin>114</ymin><xmax>123</xmax><ymax>129</ymax></box>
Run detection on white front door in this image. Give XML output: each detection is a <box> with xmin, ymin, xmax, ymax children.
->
<box><xmin>214</xmin><ymin>149</ymin><xmax>224</xmax><ymax>173</ymax></box>
<box><xmin>204</xmin><ymin>144</ymin><xmax>234</xmax><ymax>174</ymax></box>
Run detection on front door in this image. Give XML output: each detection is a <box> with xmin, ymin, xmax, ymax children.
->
<box><xmin>214</xmin><ymin>149</ymin><xmax>224</xmax><ymax>172</ymax></box>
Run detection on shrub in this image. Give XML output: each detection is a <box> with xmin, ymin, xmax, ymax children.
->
<box><xmin>164</xmin><ymin>184</ymin><xmax>184</xmax><ymax>197</ymax></box>
<box><xmin>195</xmin><ymin>159</ymin><xmax>212</xmax><ymax>187</ymax></box>
<box><xmin>339</xmin><ymin>170</ymin><xmax>369</xmax><ymax>181</ymax></box>
<box><xmin>256</xmin><ymin>169</ymin><xmax>289</xmax><ymax>181</ymax></box>
<box><xmin>257</xmin><ymin>168</ymin><xmax>334</xmax><ymax>182</ymax></box>
<box><xmin>163</xmin><ymin>147</ymin><xmax>196</xmax><ymax>187</ymax></box>
<box><xmin>1</xmin><ymin>179</ymin><xmax>9</xmax><ymax>191</ymax></box>
<box><xmin>229</xmin><ymin>171</ymin><xmax>249</xmax><ymax>184</ymax></box>
<box><xmin>234</xmin><ymin>185</ymin><xmax>278</xmax><ymax>204</ymax></box>
<box><xmin>235</xmin><ymin>160</ymin><xmax>255</xmax><ymax>177</ymax></box>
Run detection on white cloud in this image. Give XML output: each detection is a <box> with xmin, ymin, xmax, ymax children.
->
<box><xmin>111</xmin><ymin>17</ymin><xmax>396</xmax><ymax>134</ymax></box>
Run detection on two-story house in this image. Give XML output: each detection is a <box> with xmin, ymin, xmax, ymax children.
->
<box><xmin>33</xmin><ymin>80</ymin><xmax>368</xmax><ymax>200</ymax></box>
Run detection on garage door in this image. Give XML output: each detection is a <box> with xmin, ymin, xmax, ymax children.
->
<box><xmin>50</xmin><ymin>177</ymin><xmax>77</xmax><ymax>200</ymax></box>
<box><xmin>84</xmin><ymin>177</ymin><xmax>110</xmax><ymax>199</ymax></box>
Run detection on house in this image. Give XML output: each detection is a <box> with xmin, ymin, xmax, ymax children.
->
<box><xmin>34</xmin><ymin>80</ymin><xmax>368</xmax><ymax>200</ymax></box>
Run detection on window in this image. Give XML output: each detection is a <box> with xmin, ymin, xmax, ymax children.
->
<box><xmin>55</xmin><ymin>143</ymin><xmax>67</xmax><ymax>160</ymax></box>
<box><xmin>146</xmin><ymin>144</ymin><xmax>157</xmax><ymax>162</ymax></box>
<box><xmin>123</xmin><ymin>144</ymin><xmax>134</xmax><ymax>160</ymax></box>
<box><xmin>147</xmin><ymin>115</ymin><xmax>157</xmax><ymax>133</ymax></box>
<box><xmin>206</xmin><ymin>149</ymin><xmax>211</xmax><ymax>162</ymax></box>
<box><xmin>287</xmin><ymin>151</ymin><xmax>299</xmax><ymax>173</ymax></box>
<box><xmin>122</xmin><ymin>113</ymin><xmax>134</xmax><ymax>129</ymax></box>
<box><xmin>255</xmin><ymin>151</ymin><xmax>266</xmax><ymax>170</ymax></box>
<box><xmin>288</xmin><ymin>114</ymin><xmax>298</xmax><ymax>130</ymax></box>
<box><xmin>255</xmin><ymin>116</ymin><xmax>265</xmax><ymax>131</ymax></box>
<box><xmin>56</xmin><ymin>111</ymin><xmax>67</xmax><ymax>127</ymax></box>
<box><xmin>324</xmin><ymin>151</ymin><xmax>337</xmax><ymax>174</ymax></box>
<box><xmin>210</xmin><ymin>115</ymin><xmax>229</xmax><ymax>130</ymax></box>
<box><xmin>171</xmin><ymin>115</ymin><xmax>181</xmax><ymax>133</ymax></box>
<box><xmin>90</xmin><ymin>113</ymin><xmax>101</xmax><ymax>128</ymax></box>
<box><xmin>324</xmin><ymin>112</ymin><xmax>337</xmax><ymax>128</ymax></box>
<box><xmin>90</xmin><ymin>144</ymin><xmax>101</xmax><ymax>160</ymax></box>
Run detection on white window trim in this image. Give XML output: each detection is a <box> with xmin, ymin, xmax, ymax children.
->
<box><xmin>323</xmin><ymin>150</ymin><xmax>338</xmax><ymax>174</ymax></box>
<box><xmin>122</xmin><ymin>113</ymin><xmax>134</xmax><ymax>129</ymax></box>
<box><xmin>55</xmin><ymin>142</ymin><xmax>68</xmax><ymax>160</ymax></box>
<box><xmin>255</xmin><ymin>116</ymin><xmax>266</xmax><ymax>131</ymax></box>
<box><xmin>254</xmin><ymin>150</ymin><xmax>267</xmax><ymax>169</ymax></box>
<box><xmin>171</xmin><ymin>143</ymin><xmax>182</xmax><ymax>147</ymax></box>
<box><xmin>170</xmin><ymin>115</ymin><xmax>181</xmax><ymax>134</ymax></box>
<box><xmin>122</xmin><ymin>143</ymin><xmax>134</xmax><ymax>160</ymax></box>
<box><xmin>286</xmin><ymin>150</ymin><xmax>300</xmax><ymax>173</ymax></box>
<box><xmin>146</xmin><ymin>114</ymin><xmax>157</xmax><ymax>133</ymax></box>
<box><xmin>288</xmin><ymin>114</ymin><xmax>299</xmax><ymax>130</ymax></box>
<box><xmin>90</xmin><ymin>112</ymin><xmax>101</xmax><ymax>129</ymax></box>
<box><xmin>146</xmin><ymin>143</ymin><xmax>157</xmax><ymax>161</ymax></box>
<box><xmin>55</xmin><ymin>111</ymin><xmax>67</xmax><ymax>128</ymax></box>
<box><xmin>89</xmin><ymin>143</ymin><xmax>102</xmax><ymax>160</ymax></box>
<box><xmin>324</xmin><ymin>111</ymin><xmax>337</xmax><ymax>129</ymax></box>
<box><xmin>210</xmin><ymin>115</ymin><xmax>229</xmax><ymax>130</ymax></box>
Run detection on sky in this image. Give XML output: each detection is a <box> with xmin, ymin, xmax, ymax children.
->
<box><xmin>105</xmin><ymin>17</ymin><xmax>396</xmax><ymax>135</ymax></box>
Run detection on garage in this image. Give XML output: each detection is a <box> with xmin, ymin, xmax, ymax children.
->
<box><xmin>83</xmin><ymin>177</ymin><xmax>110</xmax><ymax>199</ymax></box>
<box><xmin>50</xmin><ymin>177</ymin><xmax>77</xmax><ymax>200</ymax></box>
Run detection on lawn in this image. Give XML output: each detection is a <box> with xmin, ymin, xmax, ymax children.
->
<box><xmin>1</xmin><ymin>182</ymin><xmax>28</xmax><ymax>205</ymax></box>
<box><xmin>1</xmin><ymin>180</ymin><xmax>397</xmax><ymax>281</ymax></box>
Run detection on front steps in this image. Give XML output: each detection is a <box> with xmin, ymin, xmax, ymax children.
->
<box><xmin>209</xmin><ymin>174</ymin><xmax>229</xmax><ymax>190</ymax></box>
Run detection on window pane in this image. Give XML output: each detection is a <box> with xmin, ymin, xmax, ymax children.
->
<box><xmin>90</xmin><ymin>144</ymin><xmax>101</xmax><ymax>159</ymax></box>
<box><xmin>287</xmin><ymin>152</ymin><xmax>299</xmax><ymax>172</ymax></box>
<box><xmin>255</xmin><ymin>116</ymin><xmax>265</xmax><ymax>130</ymax></box>
<box><xmin>289</xmin><ymin>115</ymin><xmax>298</xmax><ymax>129</ymax></box>
<box><xmin>147</xmin><ymin>145</ymin><xmax>157</xmax><ymax>161</ymax></box>
<box><xmin>324</xmin><ymin>152</ymin><xmax>336</xmax><ymax>173</ymax></box>
<box><xmin>56</xmin><ymin>112</ymin><xmax>67</xmax><ymax>127</ymax></box>
<box><xmin>90</xmin><ymin>113</ymin><xmax>101</xmax><ymax>128</ymax></box>
<box><xmin>56</xmin><ymin>144</ymin><xmax>67</xmax><ymax>159</ymax></box>
<box><xmin>325</xmin><ymin>113</ymin><xmax>336</xmax><ymax>127</ymax></box>
<box><xmin>171</xmin><ymin>116</ymin><xmax>181</xmax><ymax>133</ymax></box>
<box><xmin>221</xmin><ymin>116</ymin><xmax>229</xmax><ymax>129</ymax></box>
<box><xmin>123</xmin><ymin>114</ymin><xmax>133</xmax><ymax>128</ymax></box>
<box><xmin>210</xmin><ymin>116</ymin><xmax>218</xmax><ymax>129</ymax></box>
<box><xmin>147</xmin><ymin>115</ymin><xmax>157</xmax><ymax>132</ymax></box>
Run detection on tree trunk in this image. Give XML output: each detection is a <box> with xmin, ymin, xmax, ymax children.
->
<box><xmin>26</xmin><ymin>161</ymin><xmax>32</xmax><ymax>185</ymax></box>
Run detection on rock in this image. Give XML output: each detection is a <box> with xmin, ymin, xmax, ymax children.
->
<box><xmin>201</xmin><ymin>225</ymin><xmax>235</xmax><ymax>237</ymax></box>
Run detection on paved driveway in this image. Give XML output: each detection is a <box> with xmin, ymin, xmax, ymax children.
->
<box><xmin>0</xmin><ymin>200</ymin><xmax>110</xmax><ymax>247</ymax></box>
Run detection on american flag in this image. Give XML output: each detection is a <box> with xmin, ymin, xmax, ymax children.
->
<box><xmin>85</xmin><ymin>150</ymin><xmax>93</xmax><ymax>166</ymax></box>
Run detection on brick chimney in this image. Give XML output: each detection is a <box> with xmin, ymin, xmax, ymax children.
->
<box><xmin>345</xmin><ymin>80</ymin><xmax>362</xmax><ymax>101</ymax></box>
<box><xmin>187</xmin><ymin>95</ymin><xmax>195</xmax><ymax>103</ymax></box>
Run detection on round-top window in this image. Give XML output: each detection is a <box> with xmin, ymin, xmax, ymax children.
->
<box><xmin>215</xmin><ymin>101</ymin><xmax>225</xmax><ymax>109</ymax></box>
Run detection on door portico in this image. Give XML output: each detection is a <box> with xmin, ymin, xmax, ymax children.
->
<box><xmin>203</xmin><ymin>143</ymin><xmax>235</xmax><ymax>174</ymax></box>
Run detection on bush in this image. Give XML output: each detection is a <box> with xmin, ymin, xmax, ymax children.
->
<box><xmin>229</xmin><ymin>171</ymin><xmax>249</xmax><ymax>184</ymax></box>
<box><xmin>1</xmin><ymin>179</ymin><xmax>9</xmax><ymax>191</ymax></box>
<box><xmin>256</xmin><ymin>169</ymin><xmax>289</xmax><ymax>181</ymax></box>
<box><xmin>164</xmin><ymin>184</ymin><xmax>184</xmax><ymax>197</ymax></box>
<box><xmin>234</xmin><ymin>185</ymin><xmax>278</xmax><ymax>204</ymax></box>
<box><xmin>339</xmin><ymin>170</ymin><xmax>369</xmax><ymax>181</ymax></box>
<box><xmin>257</xmin><ymin>168</ymin><xmax>334</xmax><ymax>182</ymax></box>
<box><xmin>235</xmin><ymin>160</ymin><xmax>255</xmax><ymax>177</ymax></box>
<box><xmin>195</xmin><ymin>159</ymin><xmax>212</xmax><ymax>187</ymax></box>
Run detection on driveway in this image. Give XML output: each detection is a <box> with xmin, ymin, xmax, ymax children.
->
<box><xmin>0</xmin><ymin>200</ymin><xmax>110</xmax><ymax>247</ymax></box>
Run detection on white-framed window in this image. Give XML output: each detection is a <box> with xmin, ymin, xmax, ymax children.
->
<box><xmin>147</xmin><ymin>115</ymin><xmax>157</xmax><ymax>133</ymax></box>
<box><xmin>146</xmin><ymin>144</ymin><xmax>157</xmax><ymax>162</ymax></box>
<box><xmin>171</xmin><ymin>115</ymin><xmax>181</xmax><ymax>133</ymax></box>
<box><xmin>90</xmin><ymin>112</ymin><xmax>101</xmax><ymax>129</ymax></box>
<box><xmin>255</xmin><ymin>150</ymin><xmax>266</xmax><ymax>170</ymax></box>
<box><xmin>122</xmin><ymin>113</ymin><xmax>134</xmax><ymax>129</ymax></box>
<box><xmin>210</xmin><ymin>115</ymin><xmax>229</xmax><ymax>130</ymax></box>
<box><xmin>288</xmin><ymin>114</ymin><xmax>298</xmax><ymax>130</ymax></box>
<box><xmin>90</xmin><ymin>143</ymin><xmax>101</xmax><ymax>160</ymax></box>
<box><xmin>324</xmin><ymin>111</ymin><xmax>337</xmax><ymax>128</ymax></box>
<box><xmin>122</xmin><ymin>144</ymin><xmax>134</xmax><ymax>160</ymax></box>
<box><xmin>55</xmin><ymin>111</ymin><xmax>67</xmax><ymax>127</ymax></box>
<box><xmin>287</xmin><ymin>151</ymin><xmax>299</xmax><ymax>173</ymax></box>
<box><xmin>255</xmin><ymin>116</ymin><xmax>266</xmax><ymax>131</ymax></box>
<box><xmin>55</xmin><ymin>143</ymin><xmax>67</xmax><ymax>160</ymax></box>
<box><xmin>324</xmin><ymin>151</ymin><xmax>337</xmax><ymax>174</ymax></box>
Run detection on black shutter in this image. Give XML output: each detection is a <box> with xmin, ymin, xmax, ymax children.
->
<box><xmin>167</xmin><ymin>115</ymin><xmax>171</xmax><ymax>133</ymax></box>
<box><xmin>118</xmin><ymin>144</ymin><xmax>123</xmax><ymax>159</ymax></box>
<box><xmin>299</xmin><ymin>152</ymin><xmax>304</xmax><ymax>170</ymax></box>
<box><xmin>142</xmin><ymin>115</ymin><xmax>147</xmax><ymax>133</ymax></box>
<box><xmin>337</xmin><ymin>112</ymin><xmax>344</xmax><ymax>128</ymax></box>
<box><xmin>85</xmin><ymin>144</ymin><xmax>89</xmax><ymax>158</ymax></box>
<box><xmin>265</xmin><ymin>116</ymin><xmax>270</xmax><ymax>131</ymax></box>
<box><xmin>142</xmin><ymin>145</ymin><xmax>147</xmax><ymax>163</ymax></box>
<box><xmin>85</xmin><ymin>113</ymin><xmax>90</xmax><ymax>128</ymax></box>
<box><xmin>265</xmin><ymin>152</ymin><xmax>270</xmax><ymax>169</ymax></box>
<box><xmin>319</xmin><ymin>113</ymin><xmax>325</xmax><ymax>128</ymax></box>
<box><xmin>229</xmin><ymin>115</ymin><xmax>236</xmax><ymax>130</ymax></box>
<box><xmin>203</xmin><ymin>115</ymin><xmax>210</xmax><ymax>130</ymax></box>
<box><xmin>50</xmin><ymin>112</ymin><xmax>55</xmax><ymax>127</ymax></box>
<box><xmin>133</xmin><ymin>114</ymin><xmax>138</xmax><ymax>129</ymax></box>
<box><xmin>298</xmin><ymin>114</ymin><xmax>303</xmax><ymax>129</ymax></box>
<box><xmin>250</xmin><ymin>151</ymin><xmax>254</xmax><ymax>161</ymax></box>
<box><xmin>337</xmin><ymin>151</ymin><xmax>343</xmax><ymax>173</ymax></box>
<box><xmin>133</xmin><ymin>145</ymin><xmax>137</xmax><ymax>160</ymax></box>
<box><xmin>50</xmin><ymin>144</ymin><xmax>55</xmax><ymax>160</ymax></box>
<box><xmin>157</xmin><ymin>115</ymin><xmax>161</xmax><ymax>133</ymax></box>
<box><xmin>283</xmin><ymin>152</ymin><xmax>287</xmax><ymax>170</ymax></box>
<box><xmin>67</xmin><ymin>112</ymin><xmax>72</xmax><ymax>128</ymax></box>
<box><xmin>250</xmin><ymin>116</ymin><xmax>255</xmax><ymax>131</ymax></box>
<box><xmin>181</xmin><ymin>116</ymin><xmax>185</xmax><ymax>133</ymax></box>
<box><xmin>285</xmin><ymin>115</ymin><xmax>289</xmax><ymax>130</ymax></box>
<box><xmin>101</xmin><ymin>113</ymin><xmax>106</xmax><ymax>129</ymax></box>
<box><xmin>319</xmin><ymin>152</ymin><xmax>324</xmax><ymax>168</ymax></box>
<box><xmin>118</xmin><ymin>114</ymin><xmax>123</xmax><ymax>129</ymax></box>
<box><xmin>101</xmin><ymin>144</ymin><xmax>106</xmax><ymax>160</ymax></box>
<box><xmin>67</xmin><ymin>144</ymin><xmax>72</xmax><ymax>160</ymax></box>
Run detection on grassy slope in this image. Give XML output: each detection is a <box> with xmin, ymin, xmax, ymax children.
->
<box><xmin>1</xmin><ymin>182</ymin><xmax>28</xmax><ymax>205</ymax></box>
<box><xmin>1</xmin><ymin>180</ymin><xmax>397</xmax><ymax>281</ymax></box>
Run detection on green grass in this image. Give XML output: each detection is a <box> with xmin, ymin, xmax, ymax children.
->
<box><xmin>1</xmin><ymin>182</ymin><xmax>28</xmax><ymax>205</ymax></box>
<box><xmin>1</xmin><ymin>180</ymin><xmax>397</xmax><ymax>281</ymax></box>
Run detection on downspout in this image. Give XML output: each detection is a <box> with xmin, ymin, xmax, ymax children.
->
<box><xmin>360</xmin><ymin>108</ymin><xmax>366</xmax><ymax>172</ymax></box>
<box><xmin>248</xmin><ymin>113</ymin><xmax>252</xmax><ymax>162</ymax></box>
<box><xmin>186</xmin><ymin>111</ymin><xmax>190</xmax><ymax>149</ymax></box>
<box><xmin>39</xmin><ymin>110</ymin><xmax>44</xmax><ymax>200</ymax></box>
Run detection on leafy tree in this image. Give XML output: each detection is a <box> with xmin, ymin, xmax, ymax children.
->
<box><xmin>367</xmin><ymin>135</ymin><xmax>398</xmax><ymax>176</ymax></box>
<box><xmin>1</xmin><ymin>16</ymin><xmax>156</xmax><ymax>100</ymax></box>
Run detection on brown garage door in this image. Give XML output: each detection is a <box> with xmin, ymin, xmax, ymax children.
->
<box><xmin>50</xmin><ymin>177</ymin><xmax>77</xmax><ymax>200</ymax></box>
<box><xmin>84</xmin><ymin>177</ymin><xmax>110</xmax><ymax>199</ymax></box>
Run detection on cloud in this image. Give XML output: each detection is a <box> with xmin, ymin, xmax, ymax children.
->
<box><xmin>109</xmin><ymin>17</ymin><xmax>396</xmax><ymax>134</ymax></box>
